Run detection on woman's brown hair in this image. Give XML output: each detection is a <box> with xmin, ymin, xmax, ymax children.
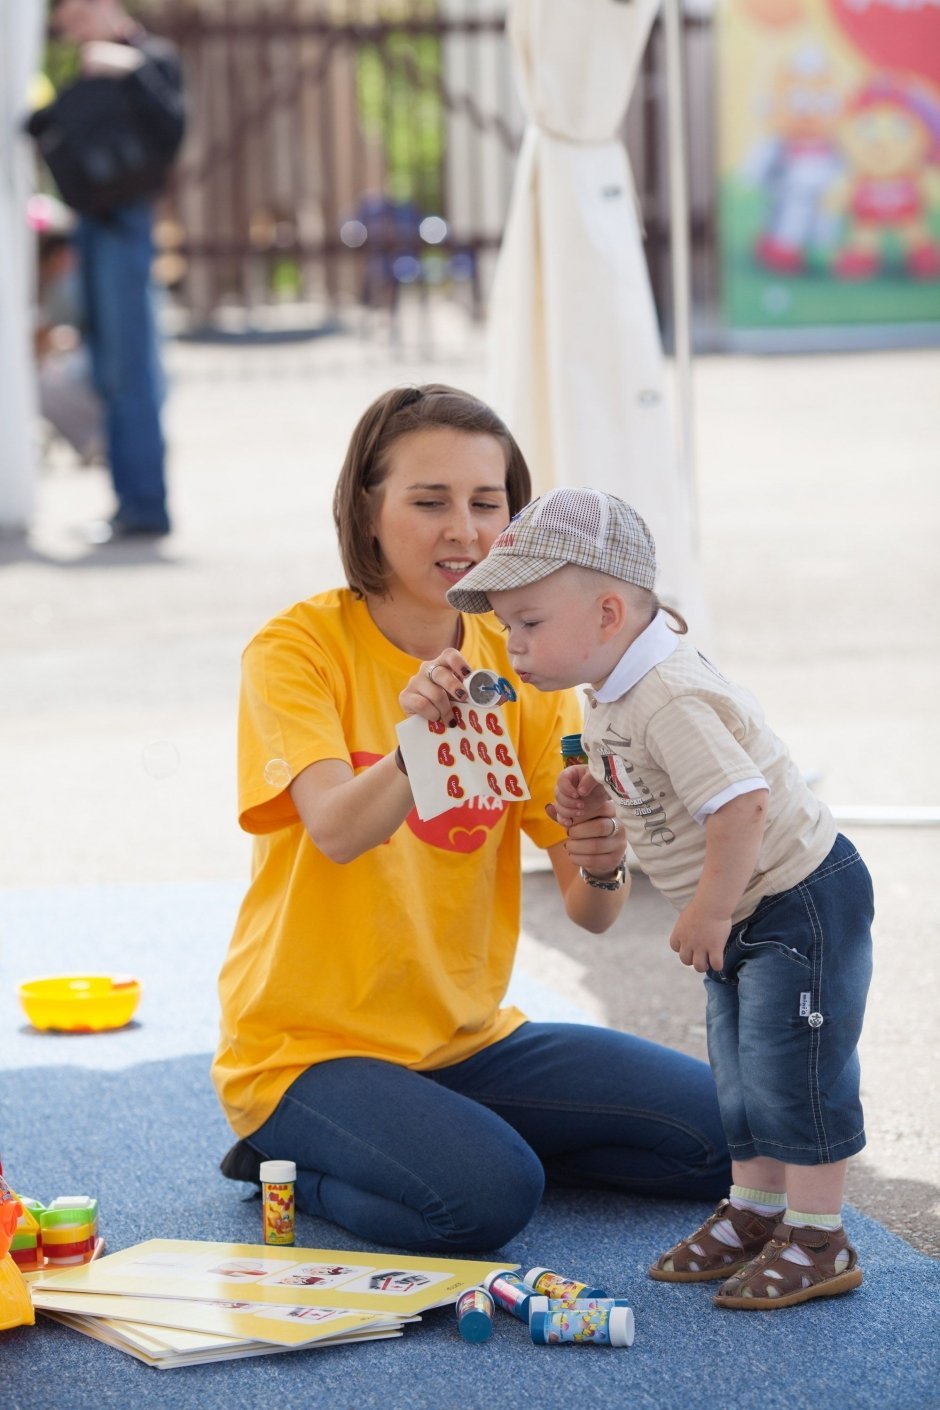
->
<box><xmin>332</xmin><ymin>384</ymin><xmax>532</xmax><ymax>599</ymax></box>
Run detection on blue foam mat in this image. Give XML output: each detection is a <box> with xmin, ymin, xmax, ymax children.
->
<box><xmin>1</xmin><ymin>1055</ymin><xmax>938</xmax><ymax>1408</ymax></box>
<box><xmin>1</xmin><ymin>884</ymin><xmax>938</xmax><ymax>1408</ymax></box>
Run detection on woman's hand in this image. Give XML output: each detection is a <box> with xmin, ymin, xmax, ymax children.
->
<box><xmin>399</xmin><ymin>650</ymin><xmax>473</xmax><ymax>722</ymax></box>
<box><xmin>566</xmin><ymin>811</ymin><xmax>626</xmax><ymax>877</ymax></box>
<box><xmin>548</xmin><ymin>764</ymin><xmax>626</xmax><ymax>877</ymax></box>
<box><xmin>547</xmin><ymin>764</ymin><xmax>629</xmax><ymax>933</ymax></box>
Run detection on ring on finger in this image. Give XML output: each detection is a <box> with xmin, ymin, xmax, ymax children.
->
<box><xmin>426</xmin><ymin>665</ymin><xmax>440</xmax><ymax>684</ymax></box>
<box><xmin>607</xmin><ymin>817</ymin><xmax>618</xmax><ymax>838</ymax></box>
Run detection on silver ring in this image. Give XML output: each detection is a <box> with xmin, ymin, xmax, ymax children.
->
<box><xmin>607</xmin><ymin>817</ymin><xmax>618</xmax><ymax>838</ymax></box>
<box><xmin>426</xmin><ymin>665</ymin><xmax>440</xmax><ymax>684</ymax></box>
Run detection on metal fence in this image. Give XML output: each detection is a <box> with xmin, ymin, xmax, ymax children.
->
<box><xmin>142</xmin><ymin>0</ymin><xmax>715</xmax><ymax>339</ymax></box>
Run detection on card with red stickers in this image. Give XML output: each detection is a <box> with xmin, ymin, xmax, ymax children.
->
<box><xmin>396</xmin><ymin>701</ymin><xmax>530</xmax><ymax>821</ymax></box>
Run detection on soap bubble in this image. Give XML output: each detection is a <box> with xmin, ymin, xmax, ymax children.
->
<box><xmin>448</xmin><ymin>252</ymin><xmax>475</xmax><ymax>282</ymax></box>
<box><xmin>340</xmin><ymin>219</ymin><xmax>368</xmax><ymax>249</ymax></box>
<box><xmin>392</xmin><ymin>254</ymin><xmax>421</xmax><ymax>284</ymax></box>
<box><xmin>141</xmin><ymin>738</ymin><xmax>180</xmax><ymax>779</ymax></box>
<box><xmin>264</xmin><ymin>757</ymin><xmax>292</xmax><ymax>789</ymax></box>
<box><xmin>419</xmin><ymin>215</ymin><xmax>447</xmax><ymax>245</ymax></box>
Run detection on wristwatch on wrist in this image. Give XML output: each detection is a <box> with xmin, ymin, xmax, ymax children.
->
<box><xmin>579</xmin><ymin>860</ymin><xmax>627</xmax><ymax>891</ymax></box>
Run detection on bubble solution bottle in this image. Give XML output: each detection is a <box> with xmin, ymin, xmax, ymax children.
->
<box><xmin>456</xmin><ymin>1286</ymin><xmax>495</xmax><ymax>1342</ymax></box>
<box><xmin>530</xmin><ymin>1302</ymin><xmax>635</xmax><ymax>1347</ymax></box>
<box><xmin>524</xmin><ymin>1265</ymin><xmax>608</xmax><ymax>1303</ymax></box>
<box><xmin>560</xmin><ymin>734</ymin><xmax>589</xmax><ymax>767</ymax></box>
<box><xmin>482</xmin><ymin>1268</ymin><xmax>536</xmax><ymax>1323</ymax></box>
<box><xmin>260</xmin><ymin>1160</ymin><xmax>296</xmax><ymax>1246</ymax></box>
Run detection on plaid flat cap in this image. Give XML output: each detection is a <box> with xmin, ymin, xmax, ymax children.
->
<box><xmin>446</xmin><ymin>487</ymin><xmax>657</xmax><ymax>614</ymax></box>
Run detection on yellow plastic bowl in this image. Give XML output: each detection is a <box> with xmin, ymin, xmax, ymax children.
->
<box><xmin>17</xmin><ymin>975</ymin><xmax>141</xmax><ymax>1032</ymax></box>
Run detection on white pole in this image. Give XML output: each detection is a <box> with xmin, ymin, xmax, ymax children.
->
<box><xmin>0</xmin><ymin>0</ymin><xmax>44</xmax><ymax>533</ymax></box>
<box><xmin>828</xmin><ymin>805</ymin><xmax>940</xmax><ymax>828</ymax></box>
<box><xmin>661</xmin><ymin>0</ymin><xmax>697</xmax><ymax>548</ymax></box>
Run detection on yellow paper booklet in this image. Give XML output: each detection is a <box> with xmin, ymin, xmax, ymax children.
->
<box><xmin>30</xmin><ymin>1286</ymin><xmax>403</xmax><ymax>1349</ymax></box>
<box><xmin>38</xmin><ymin>1306</ymin><xmax>401</xmax><ymax>1370</ymax></box>
<box><xmin>30</xmin><ymin>1239</ymin><xmax>516</xmax><ymax>1367</ymax></box>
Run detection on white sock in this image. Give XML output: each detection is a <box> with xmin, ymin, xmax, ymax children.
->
<box><xmin>711</xmin><ymin>1185</ymin><xmax>787</xmax><ymax>1249</ymax></box>
<box><xmin>731</xmin><ymin>1184</ymin><xmax>788</xmax><ymax>1216</ymax></box>
<box><xmin>780</xmin><ymin>1209</ymin><xmax>847</xmax><ymax>1269</ymax></box>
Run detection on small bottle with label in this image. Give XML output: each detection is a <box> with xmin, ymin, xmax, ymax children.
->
<box><xmin>524</xmin><ymin>1265</ymin><xmax>608</xmax><ymax>1304</ymax></box>
<box><xmin>482</xmin><ymin>1268</ymin><xmax>537</xmax><ymax>1323</ymax></box>
<box><xmin>528</xmin><ymin>1295</ymin><xmax>633</xmax><ymax>1317</ymax></box>
<box><xmin>529</xmin><ymin>1302</ymin><xmax>634</xmax><ymax>1347</ymax></box>
<box><xmin>260</xmin><ymin>1160</ymin><xmax>296</xmax><ymax>1246</ymax></box>
<box><xmin>560</xmin><ymin>734</ymin><xmax>588</xmax><ymax>767</ymax></box>
<box><xmin>455</xmin><ymin>1285</ymin><xmax>495</xmax><ymax>1342</ymax></box>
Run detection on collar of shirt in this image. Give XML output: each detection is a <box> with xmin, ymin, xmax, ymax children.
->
<box><xmin>591</xmin><ymin>611</ymin><xmax>679</xmax><ymax>704</ymax></box>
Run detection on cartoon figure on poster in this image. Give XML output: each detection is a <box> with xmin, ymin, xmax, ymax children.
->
<box><xmin>832</xmin><ymin>76</ymin><xmax>940</xmax><ymax>280</ymax></box>
<box><xmin>740</xmin><ymin>43</ymin><xmax>846</xmax><ymax>274</ymax></box>
<box><xmin>719</xmin><ymin>0</ymin><xmax>940</xmax><ymax>327</ymax></box>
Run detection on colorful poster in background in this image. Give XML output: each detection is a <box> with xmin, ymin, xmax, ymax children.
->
<box><xmin>718</xmin><ymin>0</ymin><xmax>940</xmax><ymax>331</ymax></box>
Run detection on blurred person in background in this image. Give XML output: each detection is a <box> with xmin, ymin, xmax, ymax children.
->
<box><xmin>29</xmin><ymin>192</ymin><xmax>104</xmax><ymax>466</ymax></box>
<box><xmin>29</xmin><ymin>0</ymin><xmax>185</xmax><ymax>541</ymax></box>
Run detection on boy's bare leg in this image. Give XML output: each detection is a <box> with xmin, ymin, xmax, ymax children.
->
<box><xmin>731</xmin><ymin>1156</ymin><xmax>786</xmax><ymax>1196</ymax></box>
<box><xmin>785</xmin><ymin>1159</ymin><xmax>847</xmax><ymax>1214</ymax></box>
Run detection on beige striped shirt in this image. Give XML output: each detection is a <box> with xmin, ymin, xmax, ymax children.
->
<box><xmin>582</xmin><ymin>624</ymin><xmax>836</xmax><ymax>922</ymax></box>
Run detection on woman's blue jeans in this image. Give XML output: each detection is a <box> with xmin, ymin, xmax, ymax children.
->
<box><xmin>249</xmin><ymin>1022</ymin><xmax>731</xmax><ymax>1253</ymax></box>
<box><xmin>77</xmin><ymin>204</ymin><xmax>169</xmax><ymax>530</ymax></box>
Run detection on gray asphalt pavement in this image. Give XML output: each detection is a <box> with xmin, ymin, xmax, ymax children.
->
<box><xmin>2</xmin><ymin>309</ymin><xmax>937</xmax><ymax>1255</ymax></box>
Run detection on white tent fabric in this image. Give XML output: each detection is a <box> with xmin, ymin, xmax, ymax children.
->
<box><xmin>487</xmin><ymin>0</ymin><xmax>704</xmax><ymax>628</ymax></box>
<box><xmin>0</xmin><ymin>0</ymin><xmax>44</xmax><ymax>531</ymax></box>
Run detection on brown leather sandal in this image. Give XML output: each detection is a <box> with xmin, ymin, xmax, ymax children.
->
<box><xmin>649</xmin><ymin>1200</ymin><xmax>781</xmax><ymax>1282</ymax></box>
<box><xmin>714</xmin><ymin>1222</ymin><xmax>863</xmax><ymax>1308</ymax></box>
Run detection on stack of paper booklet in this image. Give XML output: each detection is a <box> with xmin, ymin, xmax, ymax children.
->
<box><xmin>28</xmin><ymin>1239</ymin><xmax>515</xmax><ymax>1369</ymax></box>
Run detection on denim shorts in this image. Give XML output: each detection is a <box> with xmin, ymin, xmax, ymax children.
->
<box><xmin>705</xmin><ymin>833</ymin><xmax>874</xmax><ymax>1166</ymax></box>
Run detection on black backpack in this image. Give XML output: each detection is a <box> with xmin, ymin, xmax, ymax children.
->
<box><xmin>28</xmin><ymin>69</ymin><xmax>184</xmax><ymax>218</ymax></box>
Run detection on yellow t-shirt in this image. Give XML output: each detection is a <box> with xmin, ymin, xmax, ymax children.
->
<box><xmin>212</xmin><ymin>589</ymin><xmax>579</xmax><ymax>1138</ymax></box>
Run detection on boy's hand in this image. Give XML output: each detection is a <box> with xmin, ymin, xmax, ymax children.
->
<box><xmin>668</xmin><ymin>789</ymin><xmax>768</xmax><ymax>972</ymax></box>
<box><xmin>547</xmin><ymin>763</ymin><xmax>608</xmax><ymax>828</ymax></box>
<box><xmin>668</xmin><ymin>904</ymin><xmax>731</xmax><ymax>974</ymax></box>
<box><xmin>547</xmin><ymin>763</ymin><xmax>586</xmax><ymax>828</ymax></box>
